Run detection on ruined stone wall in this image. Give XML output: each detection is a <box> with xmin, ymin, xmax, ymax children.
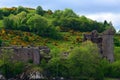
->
<box><xmin>102</xmin><ymin>35</ymin><xmax>114</xmax><ymax>62</ymax></box>
<box><xmin>0</xmin><ymin>46</ymin><xmax>50</xmax><ymax>64</ymax></box>
<box><xmin>83</xmin><ymin>28</ymin><xmax>115</xmax><ymax>62</ymax></box>
<box><xmin>13</xmin><ymin>47</ymin><xmax>40</xmax><ymax>64</ymax></box>
<box><xmin>102</xmin><ymin>28</ymin><xmax>115</xmax><ymax>62</ymax></box>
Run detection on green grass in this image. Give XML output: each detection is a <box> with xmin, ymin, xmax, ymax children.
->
<box><xmin>0</xmin><ymin>20</ymin><xmax>3</xmax><ymax>28</ymax></box>
<box><xmin>28</xmin><ymin>9</ymin><xmax>35</xmax><ymax>13</ymax></box>
<box><xmin>105</xmin><ymin>78</ymin><xmax>119</xmax><ymax>80</ymax></box>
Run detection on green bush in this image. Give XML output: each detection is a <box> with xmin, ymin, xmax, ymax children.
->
<box><xmin>3</xmin><ymin>17</ymin><xmax>14</xmax><ymax>29</ymax></box>
<box><xmin>0</xmin><ymin>38</ymin><xmax>2</xmax><ymax>47</ymax></box>
<box><xmin>36</xmin><ymin>6</ymin><xmax>44</xmax><ymax>16</ymax></box>
<box><xmin>107</xmin><ymin>61</ymin><xmax>120</xmax><ymax>78</ymax></box>
<box><xmin>0</xmin><ymin>9</ymin><xmax>3</xmax><ymax>19</ymax></box>
<box><xmin>16</xmin><ymin>6</ymin><xmax>28</xmax><ymax>14</ymax></box>
<box><xmin>114</xmin><ymin>47</ymin><xmax>120</xmax><ymax>61</ymax></box>
<box><xmin>27</xmin><ymin>14</ymin><xmax>62</xmax><ymax>39</ymax></box>
<box><xmin>22</xmin><ymin>36</ymin><xmax>29</xmax><ymax>42</ymax></box>
<box><xmin>46</xmin><ymin>58</ymin><xmax>69</xmax><ymax>78</ymax></box>
<box><xmin>68</xmin><ymin>41</ymin><xmax>104</xmax><ymax>80</ymax></box>
<box><xmin>114</xmin><ymin>37</ymin><xmax>120</xmax><ymax>47</ymax></box>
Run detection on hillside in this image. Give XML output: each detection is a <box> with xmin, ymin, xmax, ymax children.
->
<box><xmin>0</xmin><ymin>6</ymin><xmax>120</xmax><ymax>80</ymax></box>
<box><xmin>0</xmin><ymin>29</ymin><xmax>83</xmax><ymax>49</ymax></box>
<box><xmin>0</xmin><ymin>6</ymin><xmax>115</xmax><ymax>47</ymax></box>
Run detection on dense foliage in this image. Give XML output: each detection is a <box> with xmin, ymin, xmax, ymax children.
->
<box><xmin>1</xmin><ymin>6</ymin><xmax>113</xmax><ymax>35</ymax></box>
<box><xmin>0</xmin><ymin>6</ymin><xmax>119</xmax><ymax>79</ymax></box>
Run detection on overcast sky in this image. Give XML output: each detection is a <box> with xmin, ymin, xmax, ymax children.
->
<box><xmin>0</xmin><ymin>0</ymin><xmax>120</xmax><ymax>31</ymax></box>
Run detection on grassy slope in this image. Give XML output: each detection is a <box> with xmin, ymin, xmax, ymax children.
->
<box><xmin>0</xmin><ymin>20</ymin><xmax>3</xmax><ymax>28</ymax></box>
<box><xmin>0</xmin><ymin>29</ymin><xmax>120</xmax><ymax>58</ymax></box>
<box><xmin>105</xmin><ymin>78</ymin><xmax>119</xmax><ymax>80</ymax></box>
<box><xmin>0</xmin><ymin>29</ymin><xmax>83</xmax><ymax>49</ymax></box>
<box><xmin>1</xmin><ymin>29</ymin><xmax>120</xmax><ymax>80</ymax></box>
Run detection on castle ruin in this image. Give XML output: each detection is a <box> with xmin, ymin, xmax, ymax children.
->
<box><xmin>0</xmin><ymin>28</ymin><xmax>115</xmax><ymax>64</ymax></box>
<box><xmin>0</xmin><ymin>46</ymin><xmax>50</xmax><ymax>64</ymax></box>
<box><xmin>83</xmin><ymin>28</ymin><xmax>115</xmax><ymax>62</ymax></box>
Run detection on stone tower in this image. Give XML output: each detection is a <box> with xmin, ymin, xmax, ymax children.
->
<box><xmin>102</xmin><ymin>28</ymin><xmax>115</xmax><ymax>62</ymax></box>
<box><xmin>83</xmin><ymin>28</ymin><xmax>115</xmax><ymax>62</ymax></box>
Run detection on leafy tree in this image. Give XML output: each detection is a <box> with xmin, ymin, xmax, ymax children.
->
<box><xmin>52</xmin><ymin>8</ymin><xmax>78</xmax><ymax>19</ymax></box>
<box><xmin>114</xmin><ymin>37</ymin><xmax>120</xmax><ymax>46</ymax></box>
<box><xmin>60</xmin><ymin>18</ymin><xmax>81</xmax><ymax>31</ymax></box>
<box><xmin>46</xmin><ymin>58</ymin><xmax>69</xmax><ymax>79</ymax></box>
<box><xmin>100</xmin><ymin>58</ymin><xmax>110</xmax><ymax>77</ymax></box>
<box><xmin>27</xmin><ymin>14</ymin><xmax>48</xmax><ymax>34</ymax></box>
<box><xmin>42</xmin><ymin>26</ymin><xmax>62</xmax><ymax>39</ymax></box>
<box><xmin>0</xmin><ymin>38</ymin><xmax>2</xmax><ymax>47</ymax></box>
<box><xmin>114</xmin><ymin>47</ymin><xmax>120</xmax><ymax>61</ymax></box>
<box><xmin>2</xmin><ymin>8</ymin><xmax>11</xmax><ymax>16</ymax></box>
<box><xmin>68</xmin><ymin>41</ymin><xmax>104</xmax><ymax>80</ymax></box>
<box><xmin>15</xmin><ymin>11</ymin><xmax>29</xmax><ymax>31</ymax></box>
<box><xmin>0</xmin><ymin>9</ymin><xmax>3</xmax><ymax>19</ymax></box>
<box><xmin>27</xmin><ymin>14</ymin><xmax>62</xmax><ymax>39</ymax></box>
<box><xmin>62</xmin><ymin>8</ymin><xmax>78</xmax><ymax>18</ymax></box>
<box><xmin>104</xmin><ymin>20</ymin><xmax>108</xmax><ymax>25</ymax></box>
<box><xmin>107</xmin><ymin>61</ymin><xmax>120</xmax><ymax>78</ymax></box>
<box><xmin>3</xmin><ymin>17</ymin><xmax>14</xmax><ymax>29</ymax></box>
<box><xmin>16</xmin><ymin>6</ymin><xmax>28</xmax><ymax>14</ymax></box>
<box><xmin>46</xmin><ymin>9</ymin><xmax>53</xmax><ymax>15</ymax></box>
<box><xmin>3</xmin><ymin>11</ymin><xmax>29</xmax><ymax>31</ymax></box>
<box><xmin>17</xmin><ymin>11</ymin><xmax>27</xmax><ymax>23</ymax></box>
<box><xmin>36</xmin><ymin>6</ymin><xmax>44</xmax><ymax>16</ymax></box>
<box><xmin>43</xmin><ymin>9</ymin><xmax>53</xmax><ymax>18</ymax></box>
<box><xmin>52</xmin><ymin>10</ymin><xmax>63</xmax><ymax>19</ymax></box>
<box><xmin>52</xmin><ymin>13</ymin><xmax>107</xmax><ymax>32</ymax></box>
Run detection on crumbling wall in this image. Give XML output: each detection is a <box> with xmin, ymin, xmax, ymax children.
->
<box><xmin>102</xmin><ymin>28</ymin><xmax>115</xmax><ymax>62</ymax></box>
<box><xmin>83</xmin><ymin>28</ymin><xmax>115</xmax><ymax>62</ymax></box>
<box><xmin>0</xmin><ymin>46</ymin><xmax>50</xmax><ymax>64</ymax></box>
<box><xmin>13</xmin><ymin>47</ymin><xmax>40</xmax><ymax>64</ymax></box>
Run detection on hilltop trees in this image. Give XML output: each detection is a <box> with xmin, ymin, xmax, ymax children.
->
<box><xmin>52</xmin><ymin>9</ymin><xmax>111</xmax><ymax>32</ymax></box>
<box><xmin>3</xmin><ymin>11</ymin><xmax>28</xmax><ymax>30</ymax></box>
<box><xmin>2</xmin><ymin>6</ymin><xmax>114</xmax><ymax>39</ymax></box>
<box><xmin>0</xmin><ymin>7</ymin><xmax>16</xmax><ymax>17</ymax></box>
<box><xmin>62</xmin><ymin>8</ymin><xmax>78</xmax><ymax>18</ymax></box>
<box><xmin>15</xmin><ymin>11</ymin><xmax>29</xmax><ymax>31</ymax></box>
<box><xmin>3</xmin><ymin>11</ymin><xmax>61</xmax><ymax>39</ymax></box>
<box><xmin>27</xmin><ymin>14</ymin><xmax>48</xmax><ymax>35</ymax></box>
<box><xmin>36</xmin><ymin>6</ymin><xmax>44</xmax><ymax>16</ymax></box>
<box><xmin>0</xmin><ymin>9</ymin><xmax>3</xmax><ymax>19</ymax></box>
<box><xmin>16</xmin><ymin>6</ymin><xmax>28</xmax><ymax>14</ymax></box>
<box><xmin>3</xmin><ymin>17</ymin><xmax>14</xmax><ymax>29</ymax></box>
<box><xmin>27</xmin><ymin>14</ymin><xmax>61</xmax><ymax>39</ymax></box>
<box><xmin>52</xmin><ymin>8</ymin><xmax>78</xmax><ymax>19</ymax></box>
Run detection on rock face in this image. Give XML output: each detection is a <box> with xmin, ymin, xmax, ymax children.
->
<box><xmin>83</xmin><ymin>28</ymin><xmax>115</xmax><ymax>62</ymax></box>
<box><xmin>0</xmin><ymin>46</ymin><xmax>50</xmax><ymax>64</ymax></box>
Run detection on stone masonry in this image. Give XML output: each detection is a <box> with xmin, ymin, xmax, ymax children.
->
<box><xmin>0</xmin><ymin>46</ymin><xmax>50</xmax><ymax>64</ymax></box>
<box><xmin>0</xmin><ymin>28</ymin><xmax>115</xmax><ymax>64</ymax></box>
<box><xmin>83</xmin><ymin>28</ymin><xmax>115</xmax><ymax>62</ymax></box>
